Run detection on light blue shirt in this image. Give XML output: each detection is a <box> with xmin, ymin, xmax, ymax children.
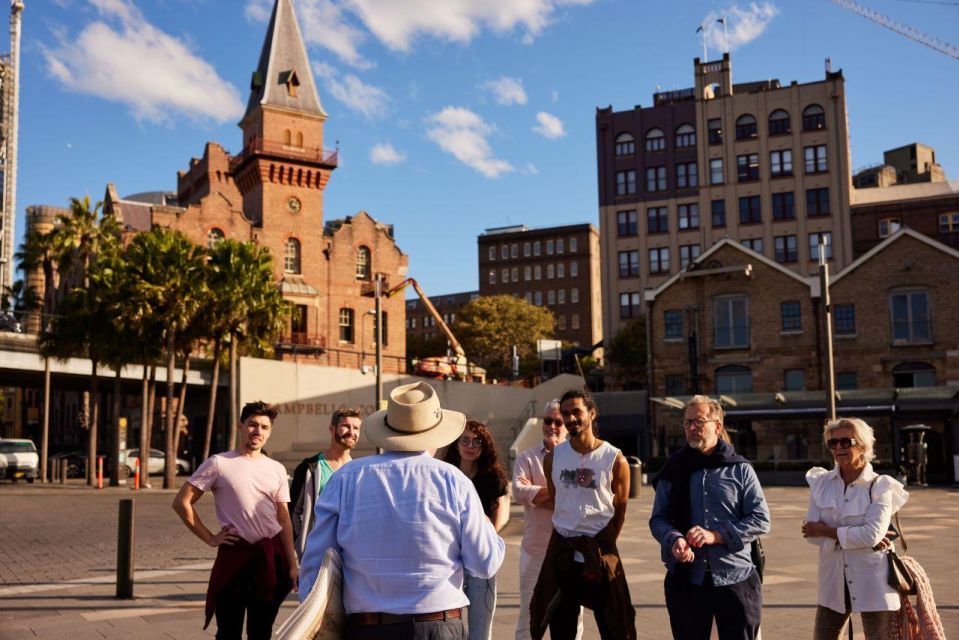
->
<box><xmin>649</xmin><ymin>463</ymin><xmax>771</xmax><ymax>586</ymax></box>
<box><xmin>299</xmin><ymin>451</ymin><xmax>506</xmax><ymax>614</ymax></box>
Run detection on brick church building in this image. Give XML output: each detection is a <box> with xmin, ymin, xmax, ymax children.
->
<box><xmin>31</xmin><ymin>0</ymin><xmax>409</xmax><ymax>372</ymax></box>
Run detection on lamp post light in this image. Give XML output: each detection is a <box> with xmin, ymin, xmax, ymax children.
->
<box><xmin>819</xmin><ymin>242</ymin><xmax>837</xmax><ymax>422</ymax></box>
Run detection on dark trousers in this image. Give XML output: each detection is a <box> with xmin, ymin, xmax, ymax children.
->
<box><xmin>548</xmin><ymin>564</ymin><xmax>615</xmax><ymax>640</ymax></box>
<box><xmin>346</xmin><ymin>618</ymin><xmax>466</xmax><ymax>640</ymax></box>
<box><xmin>664</xmin><ymin>570</ymin><xmax>762</xmax><ymax>640</ymax></box>
<box><xmin>213</xmin><ymin>562</ymin><xmax>289</xmax><ymax>640</ymax></box>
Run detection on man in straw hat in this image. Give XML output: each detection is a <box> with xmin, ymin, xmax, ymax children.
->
<box><xmin>299</xmin><ymin>381</ymin><xmax>505</xmax><ymax>639</ymax></box>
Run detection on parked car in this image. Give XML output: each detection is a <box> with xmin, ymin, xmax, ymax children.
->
<box><xmin>122</xmin><ymin>448</ymin><xmax>191</xmax><ymax>476</ymax></box>
<box><xmin>0</xmin><ymin>310</ymin><xmax>22</xmax><ymax>333</ymax></box>
<box><xmin>0</xmin><ymin>438</ymin><xmax>39</xmax><ymax>482</ymax></box>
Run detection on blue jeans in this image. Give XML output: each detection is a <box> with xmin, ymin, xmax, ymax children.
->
<box><xmin>463</xmin><ymin>570</ymin><xmax>496</xmax><ymax>640</ymax></box>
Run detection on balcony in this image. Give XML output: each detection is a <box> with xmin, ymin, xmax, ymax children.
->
<box><xmin>230</xmin><ymin>136</ymin><xmax>338</xmax><ymax>171</ymax></box>
<box><xmin>275</xmin><ymin>333</ymin><xmax>327</xmax><ymax>354</ymax></box>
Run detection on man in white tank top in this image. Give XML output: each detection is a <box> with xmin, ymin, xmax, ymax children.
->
<box><xmin>529</xmin><ymin>389</ymin><xmax>636</xmax><ymax>640</ymax></box>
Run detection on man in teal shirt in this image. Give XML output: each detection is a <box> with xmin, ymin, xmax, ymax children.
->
<box><xmin>290</xmin><ymin>408</ymin><xmax>361</xmax><ymax>558</ymax></box>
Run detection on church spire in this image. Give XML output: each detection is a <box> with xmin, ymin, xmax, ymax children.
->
<box><xmin>243</xmin><ymin>0</ymin><xmax>325</xmax><ymax>122</ymax></box>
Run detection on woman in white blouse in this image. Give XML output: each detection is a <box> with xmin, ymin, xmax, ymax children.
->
<box><xmin>801</xmin><ymin>417</ymin><xmax>909</xmax><ymax>640</ymax></box>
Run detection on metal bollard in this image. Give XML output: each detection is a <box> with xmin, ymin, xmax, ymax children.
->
<box><xmin>116</xmin><ymin>498</ymin><xmax>135</xmax><ymax>598</ymax></box>
<box><xmin>133</xmin><ymin>458</ymin><xmax>140</xmax><ymax>491</ymax></box>
<box><xmin>97</xmin><ymin>456</ymin><xmax>104</xmax><ymax>489</ymax></box>
<box><xmin>60</xmin><ymin>458</ymin><xmax>68</xmax><ymax>484</ymax></box>
<box><xmin>50</xmin><ymin>457</ymin><xmax>58</xmax><ymax>483</ymax></box>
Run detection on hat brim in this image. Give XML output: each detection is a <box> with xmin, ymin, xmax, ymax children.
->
<box><xmin>362</xmin><ymin>408</ymin><xmax>467</xmax><ymax>452</ymax></box>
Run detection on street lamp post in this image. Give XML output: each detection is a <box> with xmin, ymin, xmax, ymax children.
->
<box><xmin>819</xmin><ymin>242</ymin><xmax>837</xmax><ymax>422</ymax></box>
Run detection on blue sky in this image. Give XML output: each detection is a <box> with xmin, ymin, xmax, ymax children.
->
<box><xmin>12</xmin><ymin>0</ymin><xmax>959</xmax><ymax>298</ymax></box>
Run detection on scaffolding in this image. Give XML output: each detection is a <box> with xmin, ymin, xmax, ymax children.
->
<box><xmin>0</xmin><ymin>1</ymin><xmax>24</xmax><ymax>294</ymax></box>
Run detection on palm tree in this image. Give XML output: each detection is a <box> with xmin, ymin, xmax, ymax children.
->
<box><xmin>40</xmin><ymin>197</ymin><xmax>120</xmax><ymax>485</ymax></box>
<box><xmin>205</xmin><ymin>240</ymin><xmax>286</xmax><ymax>449</ymax></box>
<box><xmin>124</xmin><ymin>229</ymin><xmax>206</xmax><ymax>489</ymax></box>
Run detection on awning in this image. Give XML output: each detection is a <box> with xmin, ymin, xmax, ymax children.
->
<box><xmin>279</xmin><ymin>276</ymin><xmax>319</xmax><ymax>296</ymax></box>
<box><xmin>649</xmin><ymin>386</ymin><xmax>959</xmax><ymax>419</ymax></box>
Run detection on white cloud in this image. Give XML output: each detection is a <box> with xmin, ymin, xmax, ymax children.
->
<box><xmin>370</xmin><ymin>143</ymin><xmax>406</xmax><ymax>166</ymax></box>
<box><xmin>551</xmin><ymin>90</ymin><xmax>559</xmax><ymax>103</ymax></box>
<box><xmin>702</xmin><ymin>3</ymin><xmax>779</xmax><ymax>52</ymax></box>
<box><xmin>524</xmin><ymin>163</ymin><xmax>539</xmax><ymax>175</ymax></box>
<box><xmin>312</xmin><ymin>61</ymin><xmax>338</xmax><ymax>79</ymax></box>
<box><xmin>44</xmin><ymin>0</ymin><xmax>243</xmax><ymax>125</ymax></box>
<box><xmin>244</xmin><ymin>0</ymin><xmax>272</xmax><ymax>22</ymax></box>
<box><xmin>326</xmin><ymin>74</ymin><xmax>390</xmax><ymax>119</ymax></box>
<box><xmin>482</xmin><ymin>76</ymin><xmax>527</xmax><ymax>106</ymax></box>
<box><xmin>533</xmin><ymin>112</ymin><xmax>565</xmax><ymax>139</ymax></box>
<box><xmin>426</xmin><ymin>107</ymin><xmax>513</xmax><ymax>178</ymax></box>
<box><xmin>246</xmin><ymin>0</ymin><xmax>596</xmax><ymax>66</ymax></box>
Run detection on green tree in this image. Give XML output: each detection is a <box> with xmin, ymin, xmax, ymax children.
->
<box><xmin>456</xmin><ymin>295</ymin><xmax>555</xmax><ymax>380</ymax></box>
<box><xmin>40</xmin><ymin>196</ymin><xmax>121</xmax><ymax>485</ymax></box>
<box><xmin>124</xmin><ymin>229</ymin><xmax>207</xmax><ymax>489</ymax></box>
<box><xmin>203</xmin><ymin>240</ymin><xmax>286</xmax><ymax>450</ymax></box>
<box><xmin>607</xmin><ymin>317</ymin><xmax>648</xmax><ymax>388</ymax></box>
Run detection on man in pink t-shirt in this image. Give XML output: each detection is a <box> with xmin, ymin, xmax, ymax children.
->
<box><xmin>173</xmin><ymin>401</ymin><xmax>298</xmax><ymax>639</ymax></box>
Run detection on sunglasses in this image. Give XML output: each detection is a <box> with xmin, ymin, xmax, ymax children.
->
<box><xmin>543</xmin><ymin>418</ymin><xmax>563</xmax><ymax>427</ymax></box>
<box><xmin>458</xmin><ymin>437</ymin><xmax>484</xmax><ymax>448</ymax></box>
<box><xmin>681</xmin><ymin>417</ymin><xmax>715</xmax><ymax>429</ymax></box>
<box><xmin>826</xmin><ymin>437</ymin><xmax>859</xmax><ymax>450</ymax></box>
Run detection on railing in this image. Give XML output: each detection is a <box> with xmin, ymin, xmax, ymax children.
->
<box><xmin>230</xmin><ymin>136</ymin><xmax>338</xmax><ymax>169</ymax></box>
<box><xmin>512</xmin><ymin>400</ymin><xmax>538</xmax><ymax>438</ymax></box>
<box><xmin>276</xmin><ymin>333</ymin><xmax>327</xmax><ymax>349</ymax></box>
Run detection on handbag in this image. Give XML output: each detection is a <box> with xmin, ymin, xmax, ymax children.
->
<box><xmin>868</xmin><ymin>477</ymin><xmax>917</xmax><ymax>596</ymax></box>
<box><xmin>750</xmin><ymin>538</ymin><xmax>766</xmax><ymax>583</ymax></box>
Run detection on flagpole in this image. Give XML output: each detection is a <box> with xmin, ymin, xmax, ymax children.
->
<box><xmin>721</xmin><ymin>17</ymin><xmax>729</xmax><ymax>54</ymax></box>
<box><xmin>698</xmin><ymin>23</ymin><xmax>708</xmax><ymax>62</ymax></box>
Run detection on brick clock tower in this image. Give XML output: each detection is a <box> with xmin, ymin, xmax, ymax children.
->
<box><xmin>94</xmin><ymin>0</ymin><xmax>409</xmax><ymax>371</ymax></box>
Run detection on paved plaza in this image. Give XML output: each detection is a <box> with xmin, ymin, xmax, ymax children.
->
<box><xmin>0</xmin><ymin>481</ymin><xmax>956</xmax><ymax>639</ymax></box>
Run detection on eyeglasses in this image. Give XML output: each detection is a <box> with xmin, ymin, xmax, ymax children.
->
<box><xmin>543</xmin><ymin>418</ymin><xmax>563</xmax><ymax>427</ymax></box>
<box><xmin>681</xmin><ymin>417</ymin><xmax>715</xmax><ymax>429</ymax></box>
<box><xmin>458</xmin><ymin>437</ymin><xmax>484</xmax><ymax>448</ymax></box>
<box><xmin>827</xmin><ymin>437</ymin><xmax>859</xmax><ymax>450</ymax></box>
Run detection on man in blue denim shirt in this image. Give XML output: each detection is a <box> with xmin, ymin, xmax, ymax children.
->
<box><xmin>649</xmin><ymin>395</ymin><xmax>771</xmax><ymax>640</ymax></box>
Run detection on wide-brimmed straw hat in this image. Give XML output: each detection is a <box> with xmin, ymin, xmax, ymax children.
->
<box><xmin>363</xmin><ymin>381</ymin><xmax>466</xmax><ymax>452</ymax></box>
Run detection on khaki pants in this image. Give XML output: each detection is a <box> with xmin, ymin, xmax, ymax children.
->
<box><xmin>812</xmin><ymin>606</ymin><xmax>894</xmax><ymax>640</ymax></box>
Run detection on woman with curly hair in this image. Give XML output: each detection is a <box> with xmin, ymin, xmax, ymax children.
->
<box><xmin>443</xmin><ymin>420</ymin><xmax>510</xmax><ymax>640</ymax></box>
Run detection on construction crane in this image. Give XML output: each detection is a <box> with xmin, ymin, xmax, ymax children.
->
<box><xmin>383</xmin><ymin>277</ymin><xmax>484</xmax><ymax>382</ymax></box>
<box><xmin>827</xmin><ymin>0</ymin><xmax>959</xmax><ymax>60</ymax></box>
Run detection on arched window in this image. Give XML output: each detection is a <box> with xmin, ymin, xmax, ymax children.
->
<box><xmin>355</xmin><ymin>246</ymin><xmax>371</xmax><ymax>280</ymax></box>
<box><xmin>892</xmin><ymin>362</ymin><xmax>936</xmax><ymax>388</ymax></box>
<box><xmin>645</xmin><ymin>128</ymin><xmax>665</xmax><ymax>152</ymax></box>
<box><xmin>284</xmin><ymin>129</ymin><xmax>292</xmax><ymax>146</ymax></box>
<box><xmin>715</xmin><ymin>365</ymin><xmax>753</xmax><ymax>394</ymax></box>
<box><xmin>295</xmin><ymin>131</ymin><xmax>304</xmax><ymax>148</ymax></box>
<box><xmin>802</xmin><ymin>104</ymin><xmax>826</xmax><ymax>131</ymax></box>
<box><xmin>614</xmin><ymin>132</ymin><xmax>635</xmax><ymax>156</ymax></box>
<box><xmin>768</xmin><ymin>109</ymin><xmax>791</xmax><ymax>135</ymax></box>
<box><xmin>284</xmin><ymin>238</ymin><xmax>301</xmax><ymax>274</ymax></box>
<box><xmin>735</xmin><ymin>114</ymin><xmax>757</xmax><ymax>140</ymax></box>
<box><xmin>207</xmin><ymin>228</ymin><xmax>225</xmax><ymax>249</ymax></box>
<box><xmin>675</xmin><ymin>124</ymin><xmax>695</xmax><ymax>148</ymax></box>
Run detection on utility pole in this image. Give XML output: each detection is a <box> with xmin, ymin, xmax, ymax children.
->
<box><xmin>819</xmin><ymin>243</ymin><xmax>836</xmax><ymax>421</ymax></box>
<box><xmin>374</xmin><ymin>275</ymin><xmax>383</xmax><ymax>455</ymax></box>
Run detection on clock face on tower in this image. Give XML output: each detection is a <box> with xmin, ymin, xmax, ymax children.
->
<box><xmin>287</xmin><ymin>196</ymin><xmax>302</xmax><ymax>213</ymax></box>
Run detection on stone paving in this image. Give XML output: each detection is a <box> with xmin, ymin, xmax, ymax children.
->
<box><xmin>0</xmin><ymin>480</ymin><xmax>957</xmax><ymax>639</ymax></box>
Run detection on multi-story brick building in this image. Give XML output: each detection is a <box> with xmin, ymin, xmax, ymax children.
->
<box><xmin>849</xmin><ymin>143</ymin><xmax>958</xmax><ymax>256</ymax></box>
<box><xmin>25</xmin><ymin>0</ymin><xmax>409</xmax><ymax>373</ymax></box>
<box><xmin>477</xmin><ymin>223</ymin><xmax>603</xmax><ymax>353</ymax></box>
<box><xmin>644</xmin><ymin>228</ymin><xmax>959</xmax><ymax>481</ymax></box>
<box><xmin>597</xmin><ymin>54</ymin><xmax>853</xmax><ymax>344</ymax></box>
<box><xmin>405</xmin><ymin>290</ymin><xmax>477</xmax><ymax>342</ymax></box>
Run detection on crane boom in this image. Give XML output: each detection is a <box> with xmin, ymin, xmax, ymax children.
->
<box><xmin>384</xmin><ymin>278</ymin><xmax>466</xmax><ymax>359</ymax></box>
<box><xmin>827</xmin><ymin>0</ymin><xmax>959</xmax><ymax>60</ymax></box>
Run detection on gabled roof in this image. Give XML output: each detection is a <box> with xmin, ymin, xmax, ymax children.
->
<box><xmin>644</xmin><ymin>238</ymin><xmax>817</xmax><ymax>303</ymax></box>
<box><xmin>831</xmin><ymin>227</ymin><xmax>959</xmax><ymax>286</ymax></box>
<box><xmin>243</xmin><ymin>0</ymin><xmax>326</xmax><ymax>122</ymax></box>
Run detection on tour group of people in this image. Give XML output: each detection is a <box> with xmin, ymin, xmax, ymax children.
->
<box><xmin>171</xmin><ymin>383</ymin><xmax>926</xmax><ymax>640</ymax></box>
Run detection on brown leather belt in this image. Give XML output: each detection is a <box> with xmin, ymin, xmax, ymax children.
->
<box><xmin>348</xmin><ymin>608</ymin><xmax>462</xmax><ymax>626</ymax></box>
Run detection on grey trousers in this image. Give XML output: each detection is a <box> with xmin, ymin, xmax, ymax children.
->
<box><xmin>812</xmin><ymin>606</ymin><xmax>894</xmax><ymax>640</ymax></box>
